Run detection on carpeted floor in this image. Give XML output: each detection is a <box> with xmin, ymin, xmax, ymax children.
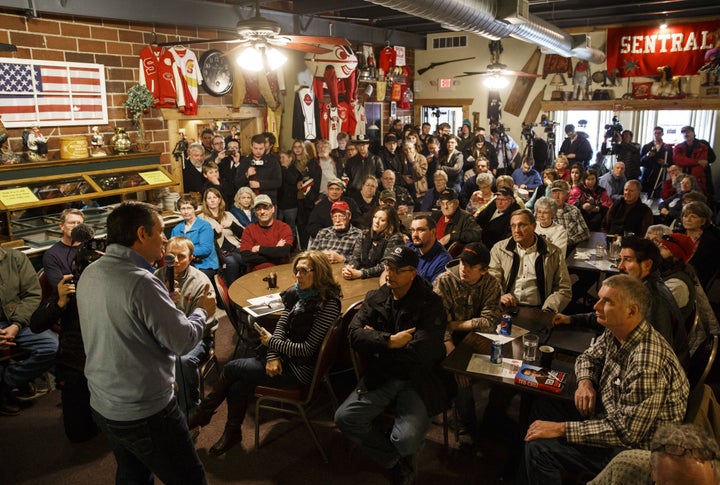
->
<box><xmin>0</xmin><ymin>312</ymin><xmax>518</xmax><ymax>485</ymax></box>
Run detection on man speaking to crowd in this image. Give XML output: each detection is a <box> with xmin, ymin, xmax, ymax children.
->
<box><xmin>77</xmin><ymin>201</ymin><xmax>216</xmax><ymax>484</ymax></box>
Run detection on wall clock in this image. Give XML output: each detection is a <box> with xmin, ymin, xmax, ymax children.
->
<box><xmin>199</xmin><ymin>49</ymin><xmax>233</xmax><ymax>97</ymax></box>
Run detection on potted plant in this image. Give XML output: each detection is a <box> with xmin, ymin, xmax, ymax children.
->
<box><xmin>123</xmin><ymin>84</ymin><xmax>154</xmax><ymax>151</ymax></box>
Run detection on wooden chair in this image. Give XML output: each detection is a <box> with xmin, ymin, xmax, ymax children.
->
<box><xmin>684</xmin><ymin>301</ymin><xmax>699</xmax><ymax>346</ymax></box>
<box><xmin>688</xmin><ymin>334</ymin><xmax>719</xmax><ymax>394</ymax></box>
<box><xmin>214</xmin><ymin>273</ymin><xmax>251</xmax><ymax>359</ymax></box>
<box><xmin>330</xmin><ymin>300</ymin><xmax>362</xmax><ymax>380</ymax></box>
<box><xmin>37</xmin><ymin>268</ymin><xmax>53</xmax><ymax>303</ymax></box>
<box><xmin>253</xmin><ymin>316</ymin><xmax>343</xmax><ymax>463</ymax></box>
<box><xmin>447</xmin><ymin>241</ymin><xmax>465</xmax><ymax>258</ymax></box>
<box><xmin>198</xmin><ymin>321</ymin><xmax>220</xmax><ymax>398</ymax></box>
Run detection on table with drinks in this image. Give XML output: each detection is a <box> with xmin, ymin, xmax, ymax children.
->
<box><xmin>442</xmin><ymin>307</ymin><xmax>579</xmax><ymax>401</ymax></box>
<box><xmin>228</xmin><ymin>262</ymin><xmax>381</xmax><ymax>314</ymax></box>
<box><xmin>566</xmin><ymin>231</ymin><xmax>623</xmax><ymax>274</ymax></box>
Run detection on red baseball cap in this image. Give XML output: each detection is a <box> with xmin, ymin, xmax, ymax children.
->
<box><xmin>658</xmin><ymin>233</ymin><xmax>696</xmax><ymax>264</ymax></box>
<box><xmin>330</xmin><ymin>201</ymin><xmax>350</xmax><ymax>214</ymax></box>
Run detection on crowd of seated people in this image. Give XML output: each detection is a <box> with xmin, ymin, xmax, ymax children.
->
<box><xmin>13</xmin><ymin>121</ymin><xmax>720</xmax><ymax>485</ymax></box>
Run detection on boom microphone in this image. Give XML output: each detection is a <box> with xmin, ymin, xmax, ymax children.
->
<box><xmin>70</xmin><ymin>223</ymin><xmax>95</xmax><ymax>245</ymax></box>
<box><xmin>164</xmin><ymin>254</ymin><xmax>176</xmax><ymax>293</ymax></box>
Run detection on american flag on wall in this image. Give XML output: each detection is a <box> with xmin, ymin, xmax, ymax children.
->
<box><xmin>0</xmin><ymin>58</ymin><xmax>107</xmax><ymax>128</ymax></box>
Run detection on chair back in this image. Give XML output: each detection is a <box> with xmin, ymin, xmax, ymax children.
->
<box><xmin>302</xmin><ymin>316</ymin><xmax>343</xmax><ymax>404</ymax></box>
<box><xmin>214</xmin><ymin>273</ymin><xmax>242</xmax><ymax>330</ymax></box>
<box><xmin>335</xmin><ymin>300</ymin><xmax>362</xmax><ymax>372</ymax></box>
<box><xmin>688</xmin><ymin>334</ymin><xmax>719</xmax><ymax>393</ymax></box>
<box><xmin>37</xmin><ymin>268</ymin><xmax>53</xmax><ymax>303</ymax></box>
<box><xmin>684</xmin><ymin>301</ymin><xmax>699</xmax><ymax>344</ymax></box>
<box><xmin>447</xmin><ymin>241</ymin><xmax>465</xmax><ymax>258</ymax></box>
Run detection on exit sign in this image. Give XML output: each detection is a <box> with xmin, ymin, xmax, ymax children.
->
<box><xmin>438</xmin><ymin>78</ymin><xmax>452</xmax><ymax>89</ymax></box>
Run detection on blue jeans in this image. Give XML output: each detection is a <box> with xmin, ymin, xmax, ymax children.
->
<box><xmin>334</xmin><ymin>377</ymin><xmax>429</xmax><ymax>469</ymax></box>
<box><xmin>92</xmin><ymin>398</ymin><xmax>206</xmax><ymax>485</ymax></box>
<box><xmin>223</xmin><ymin>355</ymin><xmax>300</xmax><ymax>404</ymax></box>
<box><xmin>220</xmin><ymin>249</ymin><xmax>244</xmax><ymax>286</ymax></box>
<box><xmin>0</xmin><ymin>322</ymin><xmax>58</xmax><ymax>389</ymax></box>
<box><xmin>175</xmin><ymin>338</ymin><xmax>210</xmax><ymax>415</ymax></box>
<box><xmin>524</xmin><ymin>397</ymin><xmax>624</xmax><ymax>484</ymax></box>
<box><xmin>277</xmin><ymin>208</ymin><xmax>298</xmax><ymax>236</ymax></box>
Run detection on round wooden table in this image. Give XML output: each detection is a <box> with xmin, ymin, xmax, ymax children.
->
<box><xmin>228</xmin><ymin>263</ymin><xmax>381</xmax><ymax>313</ymax></box>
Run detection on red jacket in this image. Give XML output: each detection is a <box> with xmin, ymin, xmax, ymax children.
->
<box><xmin>674</xmin><ymin>141</ymin><xmax>709</xmax><ymax>193</ymax></box>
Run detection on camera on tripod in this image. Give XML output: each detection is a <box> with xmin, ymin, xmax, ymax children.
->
<box><xmin>521</xmin><ymin>122</ymin><xmax>537</xmax><ymax>141</ymax></box>
<box><xmin>604</xmin><ymin>116</ymin><xmax>623</xmax><ymax>140</ymax></box>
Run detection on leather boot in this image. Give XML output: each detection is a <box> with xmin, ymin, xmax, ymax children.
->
<box><xmin>188</xmin><ymin>371</ymin><xmax>231</xmax><ymax>429</ymax></box>
<box><xmin>208</xmin><ymin>399</ymin><xmax>247</xmax><ymax>456</ymax></box>
<box><xmin>0</xmin><ymin>382</ymin><xmax>20</xmax><ymax>416</ymax></box>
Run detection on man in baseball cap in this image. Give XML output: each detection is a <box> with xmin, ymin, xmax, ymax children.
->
<box><xmin>336</xmin><ymin>243</ymin><xmax>448</xmax><ymax>484</ymax></box>
<box><xmin>435</xmin><ymin>189</ymin><xmax>482</xmax><ymax>248</ymax></box>
<box><xmin>550</xmin><ymin>179</ymin><xmax>590</xmax><ymax>248</ymax></box>
<box><xmin>432</xmin><ymin>241</ymin><xmax>501</xmax><ymax>446</ymax></box>
<box><xmin>309</xmin><ymin>200</ymin><xmax>362</xmax><ymax>263</ymax></box>
<box><xmin>240</xmin><ymin>194</ymin><xmax>293</xmax><ymax>272</ymax></box>
<box><xmin>306</xmin><ymin>177</ymin><xmax>361</xmax><ymax>243</ymax></box>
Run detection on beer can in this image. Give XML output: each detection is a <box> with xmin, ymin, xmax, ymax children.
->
<box><xmin>490</xmin><ymin>341</ymin><xmax>503</xmax><ymax>364</ymax></box>
<box><xmin>500</xmin><ymin>314</ymin><xmax>513</xmax><ymax>336</ymax></box>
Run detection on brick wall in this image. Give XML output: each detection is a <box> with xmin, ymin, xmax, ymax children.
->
<box><xmin>0</xmin><ymin>9</ymin><xmax>416</xmax><ymax>165</ymax></box>
<box><xmin>0</xmin><ymin>9</ymin><xmax>232</xmax><ymax>164</ymax></box>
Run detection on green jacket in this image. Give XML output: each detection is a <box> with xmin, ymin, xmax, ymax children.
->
<box><xmin>0</xmin><ymin>247</ymin><xmax>41</xmax><ymax>329</ymax></box>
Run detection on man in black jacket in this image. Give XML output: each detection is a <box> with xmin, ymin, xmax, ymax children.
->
<box><xmin>335</xmin><ymin>246</ymin><xmax>451</xmax><ymax>484</ymax></box>
<box><xmin>475</xmin><ymin>186</ymin><xmax>521</xmax><ymax>250</ymax></box>
<box><xmin>234</xmin><ymin>134</ymin><xmax>282</xmax><ymax>205</ymax></box>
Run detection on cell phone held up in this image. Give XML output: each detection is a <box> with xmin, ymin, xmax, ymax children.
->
<box><xmin>253</xmin><ymin>321</ymin><xmax>265</xmax><ymax>335</ymax></box>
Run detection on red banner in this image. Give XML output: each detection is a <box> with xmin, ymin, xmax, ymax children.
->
<box><xmin>606</xmin><ymin>21</ymin><xmax>720</xmax><ymax>77</ymax></box>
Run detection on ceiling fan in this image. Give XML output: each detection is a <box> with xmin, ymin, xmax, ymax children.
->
<box><xmin>454</xmin><ymin>40</ymin><xmax>541</xmax><ymax>80</ymax></box>
<box><xmin>160</xmin><ymin>0</ymin><xmax>348</xmax><ymax>56</ymax></box>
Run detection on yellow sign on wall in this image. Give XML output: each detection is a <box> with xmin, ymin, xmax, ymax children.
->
<box><xmin>139</xmin><ymin>170</ymin><xmax>171</xmax><ymax>185</ymax></box>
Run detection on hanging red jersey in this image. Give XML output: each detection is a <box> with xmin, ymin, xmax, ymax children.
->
<box><xmin>337</xmin><ymin>101</ymin><xmax>356</xmax><ymax>137</ymax></box>
<box><xmin>139</xmin><ymin>45</ymin><xmax>179</xmax><ymax>108</ymax></box>
<box><xmin>378</xmin><ymin>46</ymin><xmax>397</xmax><ymax>75</ymax></box>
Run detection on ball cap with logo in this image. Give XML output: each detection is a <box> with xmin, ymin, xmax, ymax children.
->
<box><xmin>330</xmin><ymin>200</ymin><xmax>351</xmax><ymax>214</ymax></box>
<box><xmin>459</xmin><ymin>242</ymin><xmax>491</xmax><ymax>267</ymax></box>
<box><xmin>382</xmin><ymin>246</ymin><xmax>419</xmax><ymax>269</ymax></box>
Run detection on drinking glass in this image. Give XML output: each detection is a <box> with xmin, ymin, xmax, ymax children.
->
<box><xmin>522</xmin><ymin>334</ymin><xmax>539</xmax><ymax>362</ymax></box>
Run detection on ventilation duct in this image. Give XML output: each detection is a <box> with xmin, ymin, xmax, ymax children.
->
<box><xmin>367</xmin><ymin>0</ymin><xmax>606</xmax><ymax>63</ymax></box>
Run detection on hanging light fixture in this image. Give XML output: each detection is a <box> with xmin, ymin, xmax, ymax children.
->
<box><xmin>237</xmin><ymin>46</ymin><xmax>263</xmax><ymax>72</ymax></box>
<box><xmin>483</xmin><ymin>74</ymin><xmax>509</xmax><ymax>89</ymax></box>
<box><xmin>236</xmin><ymin>43</ymin><xmax>288</xmax><ymax>72</ymax></box>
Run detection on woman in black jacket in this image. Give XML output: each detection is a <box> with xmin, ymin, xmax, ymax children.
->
<box><xmin>189</xmin><ymin>251</ymin><xmax>341</xmax><ymax>456</ymax></box>
<box><xmin>342</xmin><ymin>205</ymin><xmax>404</xmax><ymax>280</ymax></box>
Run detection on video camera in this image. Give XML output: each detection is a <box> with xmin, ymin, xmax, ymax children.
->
<box><xmin>604</xmin><ymin>115</ymin><xmax>623</xmax><ymax>140</ymax></box>
<box><xmin>521</xmin><ymin>122</ymin><xmax>537</xmax><ymax>141</ymax></box>
<box><xmin>69</xmin><ymin>223</ymin><xmax>106</xmax><ymax>285</ymax></box>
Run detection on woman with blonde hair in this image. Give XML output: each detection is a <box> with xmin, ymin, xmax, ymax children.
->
<box><xmin>199</xmin><ymin>187</ymin><xmax>245</xmax><ymax>284</ymax></box>
<box><xmin>189</xmin><ymin>250</ymin><xmax>341</xmax><ymax>455</ymax></box>
<box><xmin>230</xmin><ymin>186</ymin><xmax>258</xmax><ymax>228</ymax></box>
<box><xmin>554</xmin><ymin>154</ymin><xmax>570</xmax><ymax>181</ymax></box>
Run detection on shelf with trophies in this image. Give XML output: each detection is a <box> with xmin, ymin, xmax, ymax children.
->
<box><xmin>0</xmin><ymin>151</ymin><xmax>175</xmax><ymax>246</ymax></box>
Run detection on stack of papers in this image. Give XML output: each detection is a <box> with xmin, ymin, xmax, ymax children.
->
<box><xmin>466</xmin><ymin>354</ymin><xmax>522</xmax><ymax>378</ymax></box>
<box><xmin>244</xmin><ymin>293</ymin><xmax>283</xmax><ymax>318</ymax></box>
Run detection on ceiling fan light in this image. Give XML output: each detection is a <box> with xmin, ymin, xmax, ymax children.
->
<box><xmin>265</xmin><ymin>47</ymin><xmax>287</xmax><ymax>70</ymax></box>
<box><xmin>484</xmin><ymin>75</ymin><xmax>509</xmax><ymax>89</ymax></box>
<box><xmin>237</xmin><ymin>46</ymin><xmax>263</xmax><ymax>71</ymax></box>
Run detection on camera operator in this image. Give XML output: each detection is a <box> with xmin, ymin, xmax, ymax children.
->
<box><xmin>558</xmin><ymin>124</ymin><xmax>593</xmax><ymax>167</ymax></box>
<box><xmin>640</xmin><ymin>126</ymin><xmax>674</xmax><ymax>198</ymax></box>
<box><xmin>217</xmin><ymin>138</ymin><xmax>242</xmax><ymax>205</ymax></box>
<box><xmin>77</xmin><ymin>201</ymin><xmax>215</xmax><ymax>484</ymax></box>
<box><xmin>490</xmin><ymin>124</ymin><xmax>519</xmax><ymax>176</ymax></box>
<box><xmin>30</xmin><ymin>229</ymin><xmax>104</xmax><ymax>442</ymax></box>
<box><xmin>611</xmin><ymin>130</ymin><xmax>642</xmax><ymax>181</ymax></box>
<box><xmin>521</xmin><ymin>123</ymin><xmax>550</xmax><ymax>172</ymax></box>
<box><xmin>42</xmin><ymin>208</ymin><xmax>85</xmax><ymax>288</ymax></box>
<box><xmin>235</xmin><ymin>133</ymin><xmax>282</xmax><ymax>205</ymax></box>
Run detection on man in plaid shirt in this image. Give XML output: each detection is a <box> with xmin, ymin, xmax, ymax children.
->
<box><xmin>309</xmin><ymin>201</ymin><xmax>362</xmax><ymax>264</ymax></box>
<box><xmin>524</xmin><ymin>274</ymin><xmax>689</xmax><ymax>483</ymax></box>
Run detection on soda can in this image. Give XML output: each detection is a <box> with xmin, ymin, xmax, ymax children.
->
<box><xmin>490</xmin><ymin>341</ymin><xmax>503</xmax><ymax>364</ymax></box>
<box><xmin>500</xmin><ymin>314</ymin><xmax>513</xmax><ymax>336</ymax></box>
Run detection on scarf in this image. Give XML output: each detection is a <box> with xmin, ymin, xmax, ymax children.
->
<box><xmin>293</xmin><ymin>283</ymin><xmax>319</xmax><ymax>312</ymax></box>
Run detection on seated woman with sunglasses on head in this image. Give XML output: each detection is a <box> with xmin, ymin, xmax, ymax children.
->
<box><xmin>188</xmin><ymin>250</ymin><xmax>341</xmax><ymax>455</ymax></box>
